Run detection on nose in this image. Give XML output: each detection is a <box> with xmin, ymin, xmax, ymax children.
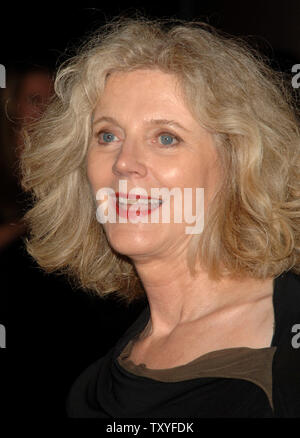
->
<box><xmin>112</xmin><ymin>138</ymin><xmax>147</xmax><ymax>179</ymax></box>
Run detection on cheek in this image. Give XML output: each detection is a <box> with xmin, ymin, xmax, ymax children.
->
<box><xmin>188</xmin><ymin>151</ymin><xmax>219</xmax><ymax>189</ymax></box>
<box><xmin>156</xmin><ymin>165</ymin><xmax>188</xmax><ymax>189</ymax></box>
<box><xmin>165</xmin><ymin>166</ymin><xmax>205</xmax><ymax>191</ymax></box>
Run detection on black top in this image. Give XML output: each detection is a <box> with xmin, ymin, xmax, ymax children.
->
<box><xmin>66</xmin><ymin>271</ymin><xmax>300</xmax><ymax>418</ymax></box>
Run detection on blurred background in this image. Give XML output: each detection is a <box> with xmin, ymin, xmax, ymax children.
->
<box><xmin>0</xmin><ymin>0</ymin><xmax>299</xmax><ymax>420</ymax></box>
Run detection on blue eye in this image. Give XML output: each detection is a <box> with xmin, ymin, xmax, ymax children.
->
<box><xmin>101</xmin><ymin>132</ymin><xmax>116</xmax><ymax>143</ymax></box>
<box><xmin>158</xmin><ymin>133</ymin><xmax>179</xmax><ymax>146</ymax></box>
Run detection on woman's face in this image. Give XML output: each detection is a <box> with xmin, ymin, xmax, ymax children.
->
<box><xmin>87</xmin><ymin>69</ymin><xmax>221</xmax><ymax>261</ymax></box>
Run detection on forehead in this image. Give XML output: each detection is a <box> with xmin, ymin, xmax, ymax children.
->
<box><xmin>94</xmin><ymin>69</ymin><xmax>193</xmax><ymax>120</ymax></box>
<box><xmin>104</xmin><ymin>69</ymin><xmax>181</xmax><ymax>91</ymax></box>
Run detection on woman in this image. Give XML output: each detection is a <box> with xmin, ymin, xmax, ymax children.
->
<box><xmin>20</xmin><ymin>17</ymin><xmax>300</xmax><ymax>418</ymax></box>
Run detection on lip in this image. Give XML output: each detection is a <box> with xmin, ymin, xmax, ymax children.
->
<box><xmin>116</xmin><ymin>192</ymin><xmax>161</xmax><ymax>201</ymax></box>
<box><xmin>113</xmin><ymin>192</ymin><xmax>162</xmax><ymax>219</ymax></box>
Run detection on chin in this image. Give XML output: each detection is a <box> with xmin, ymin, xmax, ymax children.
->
<box><xmin>105</xmin><ymin>225</ymin><xmax>159</xmax><ymax>257</ymax></box>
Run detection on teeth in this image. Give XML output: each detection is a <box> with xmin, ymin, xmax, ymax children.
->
<box><xmin>118</xmin><ymin>197</ymin><xmax>162</xmax><ymax>206</ymax></box>
<box><xmin>149</xmin><ymin>199</ymin><xmax>162</xmax><ymax>205</ymax></box>
<box><xmin>118</xmin><ymin>198</ymin><xmax>136</xmax><ymax>205</ymax></box>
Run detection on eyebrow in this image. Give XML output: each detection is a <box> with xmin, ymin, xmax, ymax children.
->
<box><xmin>92</xmin><ymin>116</ymin><xmax>190</xmax><ymax>132</ymax></box>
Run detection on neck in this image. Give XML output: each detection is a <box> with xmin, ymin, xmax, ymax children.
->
<box><xmin>133</xmin><ymin>257</ymin><xmax>274</xmax><ymax>339</ymax></box>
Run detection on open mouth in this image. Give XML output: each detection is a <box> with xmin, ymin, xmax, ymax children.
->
<box><xmin>115</xmin><ymin>192</ymin><xmax>163</xmax><ymax>218</ymax></box>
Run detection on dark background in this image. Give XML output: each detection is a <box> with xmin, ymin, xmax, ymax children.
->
<box><xmin>0</xmin><ymin>0</ymin><xmax>299</xmax><ymax>422</ymax></box>
<box><xmin>1</xmin><ymin>1</ymin><xmax>300</xmax><ymax>71</ymax></box>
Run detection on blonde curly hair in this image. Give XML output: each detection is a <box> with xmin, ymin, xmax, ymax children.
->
<box><xmin>20</xmin><ymin>15</ymin><xmax>300</xmax><ymax>304</ymax></box>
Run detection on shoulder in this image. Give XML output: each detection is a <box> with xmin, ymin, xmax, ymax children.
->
<box><xmin>272</xmin><ymin>271</ymin><xmax>300</xmax><ymax>417</ymax></box>
<box><xmin>65</xmin><ymin>356</ymin><xmax>107</xmax><ymax>418</ymax></box>
<box><xmin>273</xmin><ymin>270</ymin><xmax>300</xmax><ymax>344</ymax></box>
<box><xmin>274</xmin><ymin>270</ymin><xmax>300</xmax><ymax>302</ymax></box>
<box><xmin>65</xmin><ymin>304</ymin><xmax>150</xmax><ymax>418</ymax></box>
